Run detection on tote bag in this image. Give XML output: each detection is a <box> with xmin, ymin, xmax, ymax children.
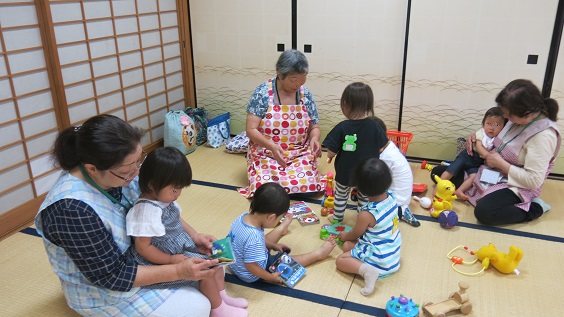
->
<box><xmin>207</xmin><ymin>112</ymin><xmax>230</xmax><ymax>148</ymax></box>
<box><xmin>164</xmin><ymin>110</ymin><xmax>197</xmax><ymax>155</ymax></box>
<box><xmin>185</xmin><ymin>107</ymin><xmax>208</xmax><ymax>146</ymax></box>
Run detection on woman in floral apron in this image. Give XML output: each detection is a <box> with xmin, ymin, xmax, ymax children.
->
<box><xmin>464</xmin><ymin>79</ymin><xmax>561</xmax><ymax>225</ymax></box>
<box><xmin>238</xmin><ymin>50</ymin><xmax>324</xmax><ymax>198</ymax></box>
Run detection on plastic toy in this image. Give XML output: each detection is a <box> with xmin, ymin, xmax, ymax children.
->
<box><xmin>412</xmin><ymin>183</ymin><xmax>428</xmax><ymax>193</ymax></box>
<box><xmin>438</xmin><ymin>210</ymin><xmax>458</xmax><ymax>229</ymax></box>
<box><xmin>387</xmin><ymin>130</ymin><xmax>414</xmax><ymax>155</ymax></box>
<box><xmin>446</xmin><ymin>244</ymin><xmax>523</xmax><ymax>276</ymax></box>
<box><xmin>412</xmin><ymin>196</ymin><xmax>432</xmax><ymax>209</ymax></box>
<box><xmin>320</xmin><ymin>220</ymin><xmax>352</xmax><ymax>245</ymax></box>
<box><xmin>320</xmin><ymin>172</ymin><xmax>335</xmax><ymax>216</ymax></box>
<box><xmin>421</xmin><ymin>160</ymin><xmax>435</xmax><ymax>171</ymax></box>
<box><xmin>386</xmin><ymin>294</ymin><xmax>420</xmax><ymax>317</ymax></box>
<box><xmin>422</xmin><ymin>281</ymin><xmax>472</xmax><ymax>317</ymax></box>
<box><xmin>430</xmin><ymin>175</ymin><xmax>457</xmax><ymax>218</ymax></box>
<box><xmin>420</xmin><ymin>160</ymin><xmax>451</xmax><ymax>171</ymax></box>
<box><xmin>475</xmin><ymin>243</ymin><xmax>523</xmax><ymax>274</ymax></box>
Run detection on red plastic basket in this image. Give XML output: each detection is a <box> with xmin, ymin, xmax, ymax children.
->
<box><xmin>386</xmin><ymin>130</ymin><xmax>413</xmax><ymax>155</ymax></box>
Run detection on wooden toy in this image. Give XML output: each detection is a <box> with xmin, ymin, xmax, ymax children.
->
<box><xmin>422</xmin><ymin>281</ymin><xmax>472</xmax><ymax>317</ymax></box>
<box><xmin>430</xmin><ymin>175</ymin><xmax>457</xmax><ymax>218</ymax></box>
<box><xmin>386</xmin><ymin>294</ymin><xmax>420</xmax><ymax>317</ymax></box>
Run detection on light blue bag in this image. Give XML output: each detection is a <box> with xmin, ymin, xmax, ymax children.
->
<box><xmin>164</xmin><ymin>110</ymin><xmax>197</xmax><ymax>155</ymax></box>
<box><xmin>206</xmin><ymin>112</ymin><xmax>230</xmax><ymax>148</ymax></box>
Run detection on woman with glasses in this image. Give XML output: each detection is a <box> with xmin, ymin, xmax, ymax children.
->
<box><xmin>35</xmin><ymin>114</ymin><xmax>218</xmax><ymax>316</ymax></box>
<box><xmin>238</xmin><ymin>49</ymin><xmax>324</xmax><ymax>198</ymax></box>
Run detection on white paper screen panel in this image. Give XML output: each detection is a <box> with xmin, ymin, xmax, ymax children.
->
<box><xmin>50</xmin><ymin>0</ymin><xmax>186</xmax><ymax>144</ymax></box>
<box><xmin>0</xmin><ymin>1</ymin><xmax>60</xmax><ymax>216</ymax></box>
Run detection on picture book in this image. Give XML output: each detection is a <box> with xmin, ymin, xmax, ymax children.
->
<box><xmin>283</xmin><ymin>201</ymin><xmax>320</xmax><ymax>226</ymax></box>
<box><xmin>210</xmin><ymin>237</ymin><xmax>235</xmax><ymax>266</ymax></box>
<box><xmin>268</xmin><ymin>253</ymin><xmax>307</xmax><ymax>288</ymax></box>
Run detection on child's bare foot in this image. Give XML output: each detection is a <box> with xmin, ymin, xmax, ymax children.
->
<box><xmin>279</xmin><ymin>215</ymin><xmax>293</xmax><ymax>235</ymax></box>
<box><xmin>327</xmin><ymin>214</ymin><xmax>334</xmax><ymax>223</ymax></box>
<box><xmin>313</xmin><ymin>236</ymin><xmax>337</xmax><ymax>260</ymax></box>
<box><xmin>455</xmin><ymin>189</ymin><xmax>469</xmax><ymax>201</ymax></box>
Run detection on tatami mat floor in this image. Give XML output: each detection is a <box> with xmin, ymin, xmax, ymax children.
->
<box><xmin>1</xmin><ymin>146</ymin><xmax>563</xmax><ymax>316</ymax></box>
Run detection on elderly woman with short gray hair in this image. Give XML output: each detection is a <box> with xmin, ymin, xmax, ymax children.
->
<box><xmin>238</xmin><ymin>49</ymin><xmax>324</xmax><ymax>198</ymax></box>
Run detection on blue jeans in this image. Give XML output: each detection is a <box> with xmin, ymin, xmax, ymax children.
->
<box><xmin>445</xmin><ymin>150</ymin><xmax>484</xmax><ymax>178</ymax></box>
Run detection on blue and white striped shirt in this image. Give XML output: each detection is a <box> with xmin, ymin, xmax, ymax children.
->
<box><xmin>227</xmin><ymin>213</ymin><xmax>269</xmax><ymax>283</ymax></box>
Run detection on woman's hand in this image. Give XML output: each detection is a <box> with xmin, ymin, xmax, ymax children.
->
<box><xmin>310</xmin><ymin>139</ymin><xmax>322</xmax><ymax>158</ymax></box>
<box><xmin>270</xmin><ymin>143</ymin><xmax>287</xmax><ymax>167</ymax></box>
<box><xmin>193</xmin><ymin>233</ymin><xmax>215</xmax><ymax>256</ymax></box>
<box><xmin>466</xmin><ymin>133</ymin><xmax>476</xmax><ymax>155</ymax></box>
<box><xmin>175</xmin><ymin>257</ymin><xmax>219</xmax><ymax>281</ymax></box>
<box><xmin>484</xmin><ymin>151</ymin><xmax>511</xmax><ymax>174</ymax></box>
<box><xmin>170</xmin><ymin>254</ymin><xmax>188</xmax><ymax>264</ymax></box>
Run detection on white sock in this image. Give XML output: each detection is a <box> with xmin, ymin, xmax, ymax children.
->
<box><xmin>358</xmin><ymin>263</ymin><xmax>379</xmax><ymax>296</ymax></box>
<box><xmin>533</xmin><ymin>198</ymin><xmax>551</xmax><ymax>213</ymax></box>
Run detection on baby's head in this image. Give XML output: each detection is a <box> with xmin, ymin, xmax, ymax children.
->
<box><xmin>482</xmin><ymin>107</ymin><xmax>507</xmax><ymax>138</ymax></box>
<box><xmin>138</xmin><ymin>147</ymin><xmax>192</xmax><ymax>203</ymax></box>
<box><xmin>341</xmin><ymin>82</ymin><xmax>375</xmax><ymax>119</ymax></box>
<box><xmin>351</xmin><ymin>157</ymin><xmax>392</xmax><ymax>197</ymax></box>
<box><xmin>250</xmin><ymin>182</ymin><xmax>290</xmax><ymax>219</ymax></box>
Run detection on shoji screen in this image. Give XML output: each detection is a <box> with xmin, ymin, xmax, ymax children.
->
<box><xmin>49</xmin><ymin>0</ymin><xmax>190</xmax><ymax>144</ymax></box>
<box><xmin>0</xmin><ymin>0</ymin><xmax>194</xmax><ymax>237</ymax></box>
<box><xmin>0</xmin><ymin>1</ymin><xmax>61</xmax><ymax>231</ymax></box>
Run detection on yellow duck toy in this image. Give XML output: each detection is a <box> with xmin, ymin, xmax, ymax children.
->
<box><xmin>474</xmin><ymin>243</ymin><xmax>523</xmax><ymax>274</ymax></box>
<box><xmin>430</xmin><ymin>174</ymin><xmax>457</xmax><ymax>218</ymax></box>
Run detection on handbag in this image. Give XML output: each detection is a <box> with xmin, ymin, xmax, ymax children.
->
<box><xmin>164</xmin><ymin>110</ymin><xmax>197</xmax><ymax>155</ymax></box>
<box><xmin>185</xmin><ymin>107</ymin><xmax>208</xmax><ymax>146</ymax></box>
<box><xmin>225</xmin><ymin>131</ymin><xmax>249</xmax><ymax>154</ymax></box>
<box><xmin>207</xmin><ymin>112</ymin><xmax>231</xmax><ymax>148</ymax></box>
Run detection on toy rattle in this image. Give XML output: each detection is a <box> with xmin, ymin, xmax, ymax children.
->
<box><xmin>447</xmin><ymin>244</ymin><xmax>523</xmax><ymax>276</ymax></box>
<box><xmin>412</xmin><ymin>195</ymin><xmax>432</xmax><ymax>209</ymax></box>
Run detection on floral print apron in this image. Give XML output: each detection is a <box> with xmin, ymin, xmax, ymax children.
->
<box><xmin>238</xmin><ymin>79</ymin><xmax>324</xmax><ymax>198</ymax></box>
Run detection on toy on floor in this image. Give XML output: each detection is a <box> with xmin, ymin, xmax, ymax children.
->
<box><xmin>422</xmin><ymin>281</ymin><xmax>472</xmax><ymax>317</ymax></box>
<box><xmin>412</xmin><ymin>183</ymin><xmax>428</xmax><ymax>193</ymax></box>
<box><xmin>321</xmin><ymin>172</ymin><xmax>335</xmax><ymax>216</ymax></box>
<box><xmin>386</xmin><ymin>294</ymin><xmax>420</xmax><ymax>317</ymax></box>
<box><xmin>412</xmin><ymin>196</ymin><xmax>432</xmax><ymax>209</ymax></box>
<box><xmin>430</xmin><ymin>175</ymin><xmax>457</xmax><ymax>218</ymax></box>
<box><xmin>475</xmin><ymin>243</ymin><xmax>523</xmax><ymax>275</ymax></box>
<box><xmin>438</xmin><ymin>210</ymin><xmax>458</xmax><ymax>229</ymax></box>
<box><xmin>421</xmin><ymin>160</ymin><xmax>451</xmax><ymax>171</ymax></box>
<box><xmin>320</xmin><ymin>220</ymin><xmax>352</xmax><ymax>245</ymax></box>
<box><xmin>446</xmin><ymin>244</ymin><xmax>523</xmax><ymax>276</ymax></box>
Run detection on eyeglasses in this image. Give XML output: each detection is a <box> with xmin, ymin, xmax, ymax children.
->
<box><xmin>109</xmin><ymin>151</ymin><xmax>147</xmax><ymax>182</ymax></box>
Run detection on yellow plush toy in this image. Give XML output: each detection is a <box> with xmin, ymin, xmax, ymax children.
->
<box><xmin>475</xmin><ymin>243</ymin><xmax>523</xmax><ymax>274</ymax></box>
<box><xmin>431</xmin><ymin>174</ymin><xmax>457</xmax><ymax>218</ymax></box>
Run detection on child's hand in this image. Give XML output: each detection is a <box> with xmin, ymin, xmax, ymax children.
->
<box><xmin>272</xmin><ymin>243</ymin><xmax>291</xmax><ymax>253</ymax></box>
<box><xmin>193</xmin><ymin>233</ymin><xmax>215</xmax><ymax>256</ymax></box>
<box><xmin>268</xmin><ymin>271</ymin><xmax>284</xmax><ymax>285</ymax></box>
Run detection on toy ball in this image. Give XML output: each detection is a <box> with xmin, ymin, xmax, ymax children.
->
<box><xmin>412</xmin><ymin>196</ymin><xmax>432</xmax><ymax>209</ymax></box>
<box><xmin>438</xmin><ymin>210</ymin><xmax>458</xmax><ymax>229</ymax></box>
